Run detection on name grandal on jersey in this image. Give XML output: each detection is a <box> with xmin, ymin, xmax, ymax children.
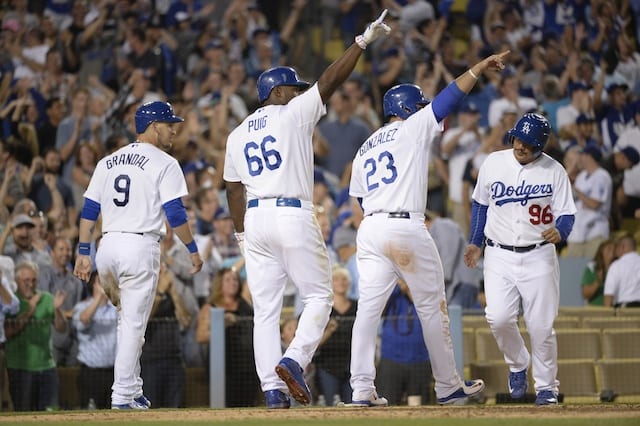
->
<box><xmin>106</xmin><ymin>153</ymin><xmax>150</xmax><ymax>170</ymax></box>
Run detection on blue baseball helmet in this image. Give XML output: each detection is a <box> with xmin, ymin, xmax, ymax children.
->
<box><xmin>257</xmin><ymin>66</ymin><xmax>310</xmax><ymax>103</ymax></box>
<box><xmin>135</xmin><ymin>101</ymin><xmax>184</xmax><ymax>133</ymax></box>
<box><xmin>506</xmin><ymin>112</ymin><xmax>550</xmax><ymax>153</ymax></box>
<box><xmin>383</xmin><ymin>84</ymin><xmax>430</xmax><ymax>120</ymax></box>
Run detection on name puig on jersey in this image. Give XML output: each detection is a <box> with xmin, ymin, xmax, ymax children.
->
<box><xmin>248</xmin><ymin>115</ymin><xmax>267</xmax><ymax>133</ymax></box>
<box><xmin>106</xmin><ymin>152</ymin><xmax>150</xmax><ymax>170</ymax></box>
<box><xmin>491</xmin><ymin>180</ymin><xmax>553</xmax><ymax>206</ymax></box>
<box><xmin>359</xmin><ymin>128</ymin><xmax>398</xmax><ymax>156</ymax></box>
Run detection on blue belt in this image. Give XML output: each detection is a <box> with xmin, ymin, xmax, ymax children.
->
<box><xmin>247</xmin><ymin>198</ymin><xmax>302</xmax><ymax>208</ymax></box>
<box><xmin>486</xmin><ymin>239</ymin><xmax>549</xmax><ymax>253</ymax></box>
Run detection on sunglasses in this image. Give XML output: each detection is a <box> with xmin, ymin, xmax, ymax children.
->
<box><xmin>28</xmin><ymin>210</ymin><xmax>44</xmax><ymax>218</ymax></box>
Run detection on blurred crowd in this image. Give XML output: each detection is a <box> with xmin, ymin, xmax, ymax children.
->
<box><xmin>0</xmin><ymin>0</ymin><xmax>639</xmax><ymax>410</ymax></box>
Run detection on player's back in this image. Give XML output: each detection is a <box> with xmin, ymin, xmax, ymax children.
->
<box><xmin>224</xmin><ymin>84</ymin><xmax>325</xmax><ymax>202</ymax></box>
<box><xmin>84</xmin><ymin>143</ymin><xmax>187</xmax><ymax>236</ymax></box>
<box><xmin>350</xmin><ymin>104</ymin><xmax>442</xmax><ymax>214</ymax></box>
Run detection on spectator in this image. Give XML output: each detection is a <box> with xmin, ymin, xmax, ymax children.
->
<box><xmin>441</xmin><ymin>101</ymin><xmax>483</xmax><ymax>237</ymax></box>
<box><xmin>38</xmin><ymin>237</ymin><xmax>84</xmax><ymax>366</ymax></box>
<box><xmin>0</xmin><ymin>137</ymin><xmax>31</xmax><ymax>212</ymax></box>
<box><xmin>5</xmin><ymin>261</ymin><xmax>66</xmax><ymax>411</ymax></box>
<box><xmin>557</xmin><ymin>81</ymin><xmax>592</xmax><ymax>149</ymax></box>
<box><xmin>612</xmin><ymin>103</ymin><xmax>640</xmax><ymax>221</ymax></box>
<box><xmin>141</xmin><ymin>263</ymin><xmax>191</xmax><ymax>408</ymax></box>
<box><xmin>196</xmin><ymin>267</ymin><xmax>258</xmax><ymax>407</ymax></box>
<box><xmin>603</xmin><ymin>234</ymin><xmax>640</xmax><ymax>308</ymax></box>
<box><xmin>317</xmin><ymin>89</ymin><xmax>371</xmax><ymax>180</ymax></box>
<box><xmin>598</xmin><ymin>82</ymin><xmax>632</xmax><ymax>153</ymax></box>
<box><xmin>581</xmin><ymin>239</ymin><xmax>616</xmax><ymax>306</ymax></box>
<box><xmin>424</xmin><ymin>210</ymin><xmax>481</xmax><ymax>309</ymax></box>
<box><xmin>0</xmin><ymin>265</ymin><xmax>19</xmax><ymax>411</ymax></box>
<box><xmin>314</xmin><ymin>266</ymin><xmax>357</xmax><ymax>406</ymax></box>
<box><xmin>565</xmin><ymin>113</ymin><xmax>600</xmax><ymax>151</ymax></box>
<box><xmin>70</xmin><ymin>142</ymin><xmax>99</xmax><ymax>210</ymax></box>
<box><xmin>2</xmin><ymin>214</ymin><xmax>51</xmax><ymax>270</ymax></box>
<box><xmin>565</xmin><ymin>145</ymin><xmax>612</xmax><ymax>258</ymax></box>
<box><xmin>488</xmin><ymin>72</ymin><xmax>538</xmax><ymax>130</ymax></box>
<box><xmin>36</xmin><ymin>97</ymin><xmax>66</xmax><ymax>155</ymax></box>
<box><xmin>377</xmin><ymin>281</ymin><xmax>431</xmax><ymax>406</ymax></box>
<box><xmin>72</xmin><ymin>272</ymin><xmax>117</xmax><ymax>409</ymax></box>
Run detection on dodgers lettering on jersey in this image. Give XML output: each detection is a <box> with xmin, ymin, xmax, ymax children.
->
<box><xmin>223</xmin><ymin>83</ymin><xmax>326</xmax><ymax>201</ymax></box>
<box><xmin>473</xmin><ymin>149</ymin><xmax>576</xmax><ymax>246</ymax></box>
<box><xmin>350</xmin><ymin>104</ymin><xmax>443</xmax><ymax>214</ymax></box>
<box><xmin>84</xmin><ymin>143</ymin><xmax>188</xmax><ymax>235</ymax></box>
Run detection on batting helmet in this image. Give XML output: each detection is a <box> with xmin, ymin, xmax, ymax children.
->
<box><xmin>257</xmin><ymin>66</ymin><xmax>310</xmax><ymax>103</ymax></box>
<box><xmin>383</xmin><ymin>84</ymin><xmax>430</xmax><ymax>120</ymax></box>
<box><xmin>135</xmin><ymin>101</ymin><xmax>184</xmax><ymax>133</ymax></box>
<box><xmin>506</xmin><ymin>112</ymin><xmax>550</xmax><ymax>153</ymax></box>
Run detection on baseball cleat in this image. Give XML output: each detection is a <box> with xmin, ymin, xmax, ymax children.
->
<box><xmin>509</xmin><ymin>368</ymin><xmax>528</xmax><ymax>399</ymax></box>
<box><xmin>350</xmin><ymin>392</ymin><xmax>389</xmax><ymax>407</ymax></box>
<box><xmin>275</xmin><ymin>357</ymin><xmax>311</xmax><ymax>405</ymax></box>
<box><xmin>535</xmin><ymin>390</ymin><xmax>558</xmax><ymax>406</ymax></box>
<box><xmin>111</xmin><ymin>400</ymin><xmax>149</xmax><ymax>410</ymax></box>
<box><xmin>437</xmin><ymin>379</ymin><xmax>485</xmax><ymax>405</ymax></box>
<box><xmin>265</xmin><ymin>389</ymin><xmax>291</xmax><ymax>409</ymax></box>
<box><xmin>134</xmin><ymin>395</ymin><xmax>151</xmax><ymax>408</ymax></box>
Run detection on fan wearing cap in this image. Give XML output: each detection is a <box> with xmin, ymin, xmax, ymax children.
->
<box><xmin>612</xmin><ymin>101</ymin><xmax>640</xmax><ymax>220</ymax></box>
<box><xmin>556</xmin><ymin>81</ymin><xmax>592</xmax><ymax>149</ymax></box>
<box><xmin>565</xmin><ymin>145</ymin><xmax>612</xmax><ymax>258</ymax></box>
<box><xmin>566</xmin><ymin>113</ymin><xmax>598</xmax><ymax>151</ymax></box>
<box><xmin>73</xmin><ymin>101</ymin><xmax>203</xmax><ymax>409</ymax></box>
<box><xmin>2</xmin><ymin>214</ymin><xmax>51</xmax><ymax>271</ymax></box>
<box><xmin>599</xmin><ymin>81</ymin><xmax>632</xmax><ymax>152</ymax></box>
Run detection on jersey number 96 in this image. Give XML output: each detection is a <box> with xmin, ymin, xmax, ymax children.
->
<box><xmin>244</xmin><ymin>135</ymin><xmax>282</xmax><ymax>176</ymax></box>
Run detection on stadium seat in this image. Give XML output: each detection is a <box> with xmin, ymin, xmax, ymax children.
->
<box><xmin>616</xmin><ymin>307</ymin><xmax>640</xmax><ymax>317</ymax></box>
<box><xmin>582</xmin><ymin>316</ymin><xmax>640</xmax><ymax>330</ymax></box>
<box><xmin>597</xmin><ymin>359</ymin><xmax>640</xmax><ymax>395</ymax></box>
<box><xmin>518</xmin><ymin>316</ymin><xmax>580</xmax><ymax>329</ymax></box>
<box><xmin>557</xmin><ymin>360</ymin><xmax>598</xmax><ymax>396</ymax></box>
<box><xmin>462</xmin><ymin>314</ymin><xmax>489</xmax><ymax>330</ymax></box>
<box><xmin>463</xmin><ymin>328</ymin><xmax>476</xmax><ymax>365</ymax></box>
<box><xmin>474</xmin><ymin>329</ymin><xmax>531</xmax><ymax>363</ymax></box>
<box><xmin>556</xmin><ymin>329</ymin><xmax>601</xmax><ymax>360</ymax></box>
<box><xmin>601</xmin><ymin>329</ymin><xmax>640</xmax><ymax>359</ymax></box>
<box><xmin>558</xmin><ymin>306</ymin><xmax>615</xmax><ymax>318</ymax></box>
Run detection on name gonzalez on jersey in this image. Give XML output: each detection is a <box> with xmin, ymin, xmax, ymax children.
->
<box><xmin>359</xmin><ymin>128</ymin><xmax>398</xmax><ymax>156</ymax></box>
<box><xmin>491</xmin><ymin>180</ymin><xmax>554</xmax><ymax>206</ymax></box>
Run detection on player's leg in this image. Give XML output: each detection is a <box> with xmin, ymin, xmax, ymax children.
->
<box><xmin>401</xmin><ymin>225</ymin><xmax>465</xmax><ymax>399</ymax></box>
<box><xmin>349</xmin><ymin>217</ymin><xmax>397</xmax><ymax>403</ymax></box>
<box><xmin>98</xmin><ymin>233</ymin><xmax>160</xmax><ymax>406</ymax></box>
<box><xmin>243</xmin><ymin>209</ymin><xmax>289</xmax><ymax>397</ymax></box>
<box><xmin>518</xmin><ymin>244</ymin><xmax>560</xmax><ymax>396</ymax></box>
<box><xmin>483</xmin><ymin>247</ymin><xmax>531</xmax><ymax>370</ymax></box>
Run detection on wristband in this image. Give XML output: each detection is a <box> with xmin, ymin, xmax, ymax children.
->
<box><xmin>468</xmin><ymin>69</ymin><xmax>479</xmax><ymax>80</ymax></box>
<box><xmin>78</xmin><ymin>242</ymin><xmax>91</xmax><ymax>256</ymax></box>
<box><xmin>185</xmin><ymin>240</ymin><xmax>198</xmax><ymax>254</ymax></box>
<box><xmin>355</xmin><ymin>35</ymin><xmax>367</xmax><ymax>50</ymax></box>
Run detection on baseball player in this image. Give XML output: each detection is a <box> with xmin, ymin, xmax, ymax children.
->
<box><xmin>348</xmin><ymin>51</ymin><xmax>510</xmax><ymax>406</ymax></box>
<box><xmin>73</xmin><ymin>101</ymin><xmax>204</xmax><ymax>409</ymax></box>
<box><xmin>463</xmin><ymin>112</ymin><xmax>577</xmax><ymax>405</ymax></box>
<box><xmin>223</xmin><ymin>10</ymin><xmax>391</xmax><ymax>409</ymax></box>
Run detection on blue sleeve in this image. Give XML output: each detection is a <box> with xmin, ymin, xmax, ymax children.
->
<box><xmin>468</xmin><ymin>201</ymin><xmax>488</xmax><ymax>247</ymax></box>
<box><xmin>431</xmin><ymin>81</ymin><xmax>467</xmax><ymax>123</ymax></box>
<box><xmin>163</xmin><ymin>197</ymin><xmax>188</xmax><ymax>228</ymax></box>
<box><xmin>80</xmin><ymin>198</ymin><xmax>101</xmax><ymax>221</ymax></box>
<box><xmin>555</xmin><ymin>214</ymin><xmax>575</xmax><ymax>242</ymax></box>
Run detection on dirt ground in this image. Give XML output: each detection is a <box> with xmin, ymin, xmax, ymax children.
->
<box><xmin>1</xmin><ymin>404</ymin><xmax>638</xmax><ymax>423</ymax></box>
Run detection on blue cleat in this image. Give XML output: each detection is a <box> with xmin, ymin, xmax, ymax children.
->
<box><xmin>275</xmin><ymin>357</ymin><xmax>311</xmax><ymax>405</ymax></box>
<box><xmin>437</xmin><ymin>380</ymin><xmax>485</xmax><ymax>405</ymax></box>
<box><xmin>535</xmin><ymin>390</ymin><xmax>558</xmax><ymax>405</ymax></box>
<box><xmin>265</xmin><ymin>389</ymin><xmax>291</xmax><ymax>409</ymax></box>
<box><xmin>509</xmin><ymin>368</ymin><xmax>528</xmax><ymax>399</ymax></box>
<box><xmin>111</xmin><ymin>400</ymin><xmax>148</xmax><ymax>410</ymax></box>
<box><xmin>134</xmin><ymin>395</ymin><xmax>151</xmax><ymax>408</ymax></box>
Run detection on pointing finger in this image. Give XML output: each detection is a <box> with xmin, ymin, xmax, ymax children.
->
<box><xmin>376</xmin><ymin>9</ymin><xmax>388</xmax><ymax>24</ymax></box>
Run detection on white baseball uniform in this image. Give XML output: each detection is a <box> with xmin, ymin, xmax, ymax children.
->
<box><xmin>349</xmin><ymin>103</ymin><xmax>467</xmax><ymax>400</ymax></box>
<box><xmin>471</xmin><ymin>149</ymin><xmax>576</xmax><ymax>394</ymax></box>
<box><xmin>223</xmin><ymin>83</ymin><xmax>333</xmax><ymax>393</ymax></box>
<box><xmin>84</xmin><ymin>142</ymin><xmax>188</xmax><ymax>405</ymax></box>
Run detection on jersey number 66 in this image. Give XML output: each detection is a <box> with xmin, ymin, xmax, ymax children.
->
<box><xmin>244</xmin><ymin>135</ymin><xmax>282</xmax><ymax>176</ymax></box>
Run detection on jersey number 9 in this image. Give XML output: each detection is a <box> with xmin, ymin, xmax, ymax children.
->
<box><xmin>113</xmin><ymin>174</ymin><xmax>131</xmax><ymax>207</ymax></box>
<box><xmin>244</xmin><ymin>135</ymin><xmax>282</xmax><ymax>176</ymax></box>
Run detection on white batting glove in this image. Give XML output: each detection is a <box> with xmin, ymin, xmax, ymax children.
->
<box><xmin>355</xmin><ymin>9</ymin><xmax>391</xmax><ymax>50</ymax></box>
<box><xmin>234</xmin><ymin>231</ymin><xmax>245</xmax><ymax>255</ymax></box>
